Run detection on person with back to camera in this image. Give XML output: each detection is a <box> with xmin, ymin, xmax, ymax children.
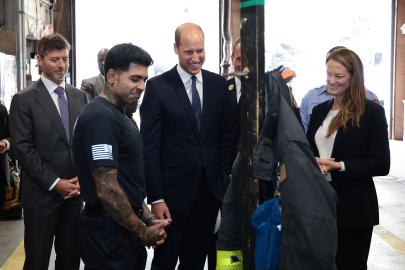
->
<box><xmin>306</xmin><ymin>47</ymin><xmax>390</xmax><ymax>270</ymax></box>
<box><xmin>80</xmin><ymin>48</ymin><xmax>109</xmax><ymax>100</ymax></box>
<box><xmin>141</xmin><ymin>22</ymin><xmax>235</xmax><ymax>270</ymax></box>
<box><xmin>72</xmin><ymin>43</ymin><xmax>170</xmax><ymax>269</ymax></box>
<box><xmin>300</xmin><ymin>46</ymin><xmax>380</xmax><ymax>133</ymax></box>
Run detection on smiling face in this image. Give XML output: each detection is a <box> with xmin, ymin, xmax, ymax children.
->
<box><xmin>174</xmin><ymin>26</ymin><xmax>205</xmax><ymax>75</ymax></box>
<box><xmin>107</xmin><ymin>63</ymin><xmax>148</xmax><ymax>106</ymax></box>
<box><xmin>38</xmin><ymin>48</ymin><xmax>69</xmax><ymax>84</ymax></box>
<box><xmin>326</xmin><ymin>58</ymin><xmax>352</xmax><ymax>98</ymax></box>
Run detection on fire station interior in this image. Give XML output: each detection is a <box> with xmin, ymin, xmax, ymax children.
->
<box><xmin>0</xmin><ymin>0</ymin><xmax>405</xmax><ymax>269</ymax></box>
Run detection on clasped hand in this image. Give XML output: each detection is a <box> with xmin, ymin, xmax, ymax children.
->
<box><xmin>140</xmin><ymin>218</ymin><xmax>171</xmax><ymax>249</ymax></box>
<box><xmin>316</xmin><ymin>157</ymin><xmax>341</xmax><ymax>176</ymax></box>
<box><xmin>54</xmin><ymin>177</ymin><xmax>81</xmax><ymax>199</ymax></box>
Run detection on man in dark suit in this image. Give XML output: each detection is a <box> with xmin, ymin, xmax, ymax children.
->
<box><xmin>227</xmin><ymin>37</ymin><xmax>242</xmax><ymax>158</ymax></box>
<box><xmin>227</xmin><ymin>37</ymin><xmax>242</xmax><ymax>105</ymax></box>
<box><xmin>141</xmin><ymin>22</ymin><xmax>235</xmax><ymax>270</ymax></box>
<box><xmin>80</xmin><ymin>48</ymin><xmax>108</xmax><ymax>100</ymax></box>
<box><xmin>9</xmin><ymin>33</ymin><xmax>87</xmax><ymax>270</ymax></box>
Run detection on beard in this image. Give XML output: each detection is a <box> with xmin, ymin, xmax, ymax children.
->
<box><xmin>124</xmin><ymin>102</ymin><xmax>138</xmax><ymax>117</ymax></box>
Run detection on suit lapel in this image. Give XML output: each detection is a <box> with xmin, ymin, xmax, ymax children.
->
<box><xmin>170</xmin><ymin>67</ymin><xmax>200</xmax><ymax>136</ymax></box>
<box><xmin>201</xmin><ymin>71</ymin><xmax>212</xmax><ymax>135</ymax></box>
<box><xmin>311</xmin><ymin>101</ymin><xmax>331</xmax><ymax>139</ymax></box>
<box><xmin>34</xmin><ymin>80</ymin><xmax>69</xmax><ymax>145</ymax></box>
<box><xmin>66</xmin><ymin>84</ymin><xmax>83</xmax><ymax>139</ymax></box>
<box><xmin>228</xmin><ymin>78</ymin><xmax>238</xmax><ymax>104</ymax></box>
<box><xmin>332</xmin><ymin>127</ymin><xmax>344</xmax><ymax>158</ymax></box>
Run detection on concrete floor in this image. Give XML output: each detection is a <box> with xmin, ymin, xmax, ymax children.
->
<box><xmin>1</xmin><ymin>140</ymin><xmax>405</xmax><ymax>270</ymax></box>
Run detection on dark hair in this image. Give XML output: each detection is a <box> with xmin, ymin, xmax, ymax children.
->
<box><xmin>104</xmin><ymin>43</ymin><xmax>153</xmax><ymax>75</ymax></box>
<box><xmin>37</xmin><ymin>33</ymin><xmax>71</xmax><ymax>58</ymax></box>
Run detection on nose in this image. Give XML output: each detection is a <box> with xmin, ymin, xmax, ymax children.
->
<box><xmin>56</xmin><ymin>59</ymin><xmax>66</xmax><ymax>68</ymax></box>
<box><xmin>138</xmin><ymin>80</ymin><xmax>146</xmax><ymax>92</ymax></box>
<box><xmin>191</xmin><ymin>52</ymin><xmax>200</xmax><ymax>62</ymax></box>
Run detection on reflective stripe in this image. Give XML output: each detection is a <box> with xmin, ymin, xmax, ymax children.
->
<box><xmin>216</xmin><ymin>250</ymin><xmax>243</xmax><ymax>270</ymax></box>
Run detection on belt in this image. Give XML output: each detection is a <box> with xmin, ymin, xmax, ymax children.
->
<box><xmin>83</xmin><ymin>204</ymin><xmax>143</xmax><ymax>218</ymax></box>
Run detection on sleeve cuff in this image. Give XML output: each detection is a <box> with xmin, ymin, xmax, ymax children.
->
<box><xmin>49</xmin><ymin>177</ymin><xmax>60</xmax><ymax>191</ymax></box>
<box><xmin>339</xmin><ymin>161</ymin><xmax>346</xmax><ymax>172</ymax></box>
<box><xmin>150</xmin><ymin>199</ymin><xmax>165</xmax><ymax>205</ymax></box>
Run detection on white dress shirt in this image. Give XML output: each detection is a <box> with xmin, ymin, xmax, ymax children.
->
<box><xmin>40</xmin><ymin>75</ymin><xmax>67</xmax><ymax>190</ymax></box>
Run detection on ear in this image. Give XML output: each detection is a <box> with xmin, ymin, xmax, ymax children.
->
<box><xmin>106</xmin><ymin>69</ymin><xmax>116</xmax><ymax>85</ymax></box>
<box><xmin>36</xmin><ymin>54</ymin><xmax>43</xmax><ymax>65</ymax></box>
<box><xmin>174</xmin><ymin>43</ymin><xmax>179</xmax><ymax>55</ymax></box>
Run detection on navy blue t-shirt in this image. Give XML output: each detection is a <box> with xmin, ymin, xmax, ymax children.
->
<box><xmin>72</xmin><ymin>96</ymin><xmax>146</xmax><ymax>210</ymax></box>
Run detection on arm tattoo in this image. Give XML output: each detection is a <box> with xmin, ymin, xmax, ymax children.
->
<box><xmin>92</xmin><ymin>167</ymin><xmax>146</xmax><ymax>236</ymax></box>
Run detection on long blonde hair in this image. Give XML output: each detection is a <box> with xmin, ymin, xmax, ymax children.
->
<box><xmin>326</xmin><ymin>48</ymin><xmax>366</xmax><ymax>137</ymax></box>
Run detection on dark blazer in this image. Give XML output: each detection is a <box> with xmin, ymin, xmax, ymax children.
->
<box><xmin>140</xmin><ymin>66</ymin><xmax>235</xmax><ymax>213</ymax></box>
<box><xmin>0</xmin><ymin>104</ymin><xmax>10</xmax><ymax>183</ymax></box>
<box><xmin>0</xmin><ymin>104</ymin><xmax>10</xmax><ymax>211</ymax></box>
<box><xmin>9</xmin><ymin>79</ymin><xmax>88</xmax><ymax>209</ymax></box>
<box><xmin>307</xmin><ymin>99</ymin><xmax>390</xmax><ymax>229</ymax></box>
<box><xmin>80</xmin><ymin>74</ymin><xmax>104</xmax><ymax>100</ymax></box>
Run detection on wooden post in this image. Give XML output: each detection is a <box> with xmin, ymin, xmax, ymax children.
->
<box><xmin>239</xmin><ymin>0</ymin><xmax>265</xmax><ymax>269</ymax></box>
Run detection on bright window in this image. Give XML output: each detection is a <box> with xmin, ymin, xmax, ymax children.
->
<box><xmin>265</xmin><ymin>0</ymin><xmax>392</xmax><ymax>120</ymax></box>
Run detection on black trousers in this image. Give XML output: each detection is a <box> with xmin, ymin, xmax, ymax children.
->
<box><xmin>79</xmin><ymin>213</ymin><xmax>146</xmax><ymax>270</ymax></box>
<box><xmin>23</xmin><ymin>201</ymin><xmax>81</xmax><ymax>270</ymax></box>
<box><xmin>151</xmin><ymin>174</ymin><xmax>220</xmax><ymax>270</ymax></box>
<box><xmin>336</xmin><ymin>227</ymin><xmax>373</xmax><ymax>270</ymax></box>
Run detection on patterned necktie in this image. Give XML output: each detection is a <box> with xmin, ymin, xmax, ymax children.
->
<box><xmin>191</xmin><ymin>76</ymin><xmax>202</xmax><ymax>130</ymax></box>
<box><xmin>54</xmin><ymin>86</ymin><xmax>70</xmax><ymax>140</ymax></box>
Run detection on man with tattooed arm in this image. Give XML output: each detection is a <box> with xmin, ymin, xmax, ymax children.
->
<box><xmin>72</xmin><ymin>43</ymin><xmax>170</xmax><ymax>269</ymax></box>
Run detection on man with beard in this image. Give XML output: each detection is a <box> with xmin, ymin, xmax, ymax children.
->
<box><xmin>72</xmin><ymin>43</ymin><xmax>170</xmax><ymax>269</ymax></box>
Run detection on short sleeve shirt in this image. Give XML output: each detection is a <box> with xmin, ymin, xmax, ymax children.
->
<box><xmin>72</xmin><ymin>96</ymin><xmax>146</xmax><ymax>209</ymax></box>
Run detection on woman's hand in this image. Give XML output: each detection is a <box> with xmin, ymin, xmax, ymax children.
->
<box><xmin>316</xmin><ymin>157</ymin><xmax>341</xmax><ymax>175</ymax></box>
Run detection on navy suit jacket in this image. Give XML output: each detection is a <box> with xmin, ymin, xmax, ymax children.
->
<box><xmin>141</xmin><ymin>66</ymin><xmax>235</xmax><ymax>213</ymax></box>
<box><xmin>307</xmin><ymin>99</ymin><xmax>390</xmax><ymax>229</ymax></box>
<box><xmin>9</xmin><ymin>79</ymin><xmax>88</xmax><ymax>209</ymax></box>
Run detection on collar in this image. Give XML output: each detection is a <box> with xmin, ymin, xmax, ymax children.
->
<box><xmin>318</xmin><ymin>85</ymin><xmax>328</xmax><ymax>96</ymax></box>
<box><xmin>41</xmin><ymin>74</ymin><xmax>66</xmax><ymax>93</ymax></box>
<box><xmin>176</xmin><ymin>64</ymin><xmax>202</xmax><ymax>85</ymax></box>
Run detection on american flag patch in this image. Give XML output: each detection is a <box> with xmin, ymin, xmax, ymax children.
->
<box><xmin>91</xmin><ymin>144</ymin><xmax>113</xmax><ymax>160</ymax></box>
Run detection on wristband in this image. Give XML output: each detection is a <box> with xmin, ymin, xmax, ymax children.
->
<box><xmin>144</xmin><ymin>215</ymin><xmax>156</xmax><ymax>226</ymax></box>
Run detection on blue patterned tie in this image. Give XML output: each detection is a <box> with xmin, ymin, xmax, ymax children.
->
<box><xmin>191</xmin><ymin>76</ymin><xmax>202</xmax><ymax>130</ymax></box>
<box><xmin>54</xmin><ymin>86</ymin><xmax>70</xmax><ymax>140</ymax></box>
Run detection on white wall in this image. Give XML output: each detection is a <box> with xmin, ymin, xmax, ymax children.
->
<box><xmin>75</xmin><ymin>0</ymin><xmax>220</xmax><ymax>87</ymax></box>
